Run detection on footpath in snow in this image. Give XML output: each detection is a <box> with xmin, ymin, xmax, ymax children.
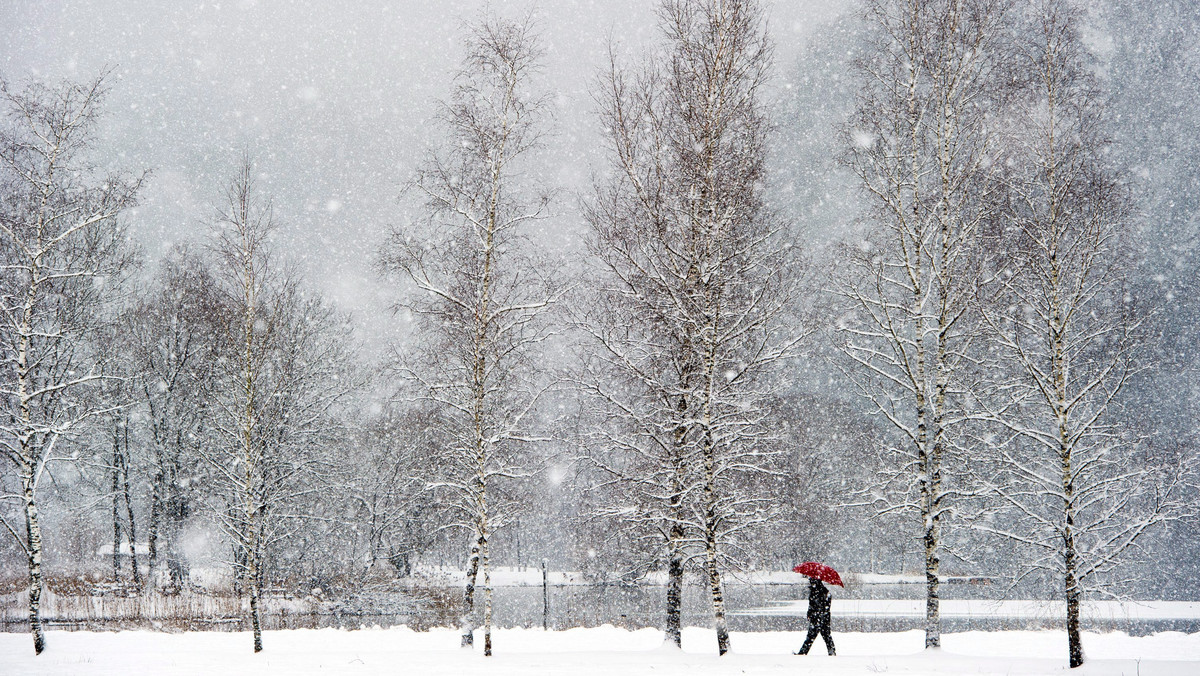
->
<box><xmin>743</xmin><ymin>598</ymin><xmax>1200</xmax><ymax>622</ymax></box>
<box><xmin>2</xmin><ymin>625</ymin><xmax>1198</xmax><ymax>676</ymax></box>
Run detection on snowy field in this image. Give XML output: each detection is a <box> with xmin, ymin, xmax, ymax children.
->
<box><xmin>3</xmin><ymin>626</ymin><xmax>1198</xmax><ymax>676</ymax></box>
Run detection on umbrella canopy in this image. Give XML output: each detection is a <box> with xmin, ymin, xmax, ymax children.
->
<box><xmin>792</xmin><ymin>561</ymin><xmax>844</xmax><ymax>587</ymax></box>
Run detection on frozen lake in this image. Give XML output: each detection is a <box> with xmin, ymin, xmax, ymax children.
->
<box><xmin>5</xmin><ymin>576</ymin><xmax>1197</xmax><ymax>635</ymax></box>
<box><xmin>496</xmin><ymin>584</ymin><xmax>1200</xmax><ymax>635</ymax></box>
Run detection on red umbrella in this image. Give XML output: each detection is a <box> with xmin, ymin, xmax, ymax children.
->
<box><xmin>792</xmin><ymin>561</ymin><xmax>844</xmax><ymax>587</ymax></box>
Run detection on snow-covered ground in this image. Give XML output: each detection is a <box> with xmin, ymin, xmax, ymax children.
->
<box><xmin>3</xmin><ymin>626</ymin><xmax>1197</xmax><ymax>675</ymax></box>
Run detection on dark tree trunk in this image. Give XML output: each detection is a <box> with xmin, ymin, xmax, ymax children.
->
<box><xmin>665</xmin><ymin>523</ymin><xmax>684</xmax><ymax>649</ymax></box>
<box><xmin>232</xmin><ymin>541</ymin><xmax>246</xmax><ymax>597</ymax></box>
<box><xmin>166</xmin><ymin>473</ymin><xmax>191</xmax><ymax>591</ymax></box>
<box><xmin>924</xmin><ymin>517</ymin><xmax>940</xmax><ymax>649</ymax></box>
<box><xmin>1064</xmin><ymin>466</ymin><xmax>1083</xmax><ymax>668</ymax></box>
<box><xmin>665</xmin><ymin>397</ymin><xmax>688</xmax><ymax>649</ymax></box>
<box><xmin>147</xmin><ymin>467</ymin><xmax>163</xmax><ymax>587</ymax></box>
<box><xmin>118</xmin><ymin>423</ymin><xmax>142</xmax><ymax>588</ymax></box>
<box><xmin>112</xmin><ymin>427</ymin><xmax>122</xmax><ymax>582</ymax></box>
<box><xmin>1066</xmin><ymin>577</ymin><xmax>1083</xmax><ymax>668</ymax></box>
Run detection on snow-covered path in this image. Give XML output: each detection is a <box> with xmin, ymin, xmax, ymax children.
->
<box><xmin>743</xmin><ymin>599</ymin><xmax>1200</xmax><ymax>621</ymax></box>
<box><xmin>2</xmin><ymin>626</ymin><xmax>1197</xmax><ymax>675</ymax></box>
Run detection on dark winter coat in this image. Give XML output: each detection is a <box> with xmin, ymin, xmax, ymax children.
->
<box><xmin>807</xmin><ymin>578</ymin><xmax>831</xmax><ymax>625</ymax></box>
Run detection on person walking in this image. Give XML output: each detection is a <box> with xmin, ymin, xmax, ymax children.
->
<box><xmin>794</xmin><ymin>576</ymin><xmax>835</xmax><ymax>655</ymax></box>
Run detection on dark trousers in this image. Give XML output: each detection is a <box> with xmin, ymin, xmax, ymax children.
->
<box><xmin>796</xmin><ymin>621</ymin><xmax>835</xmax><ymax>655</ymax></box>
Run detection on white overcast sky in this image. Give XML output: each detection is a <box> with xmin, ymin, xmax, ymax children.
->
<box><xmin>1</xmin><ymin>0</ymin><xmax>850</xmax><ymax>346</ymax></box>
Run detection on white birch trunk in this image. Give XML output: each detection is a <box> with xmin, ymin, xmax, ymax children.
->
<box><xmin>972</xmin><ymin>5</ymin><xmax>1186</xmax><ymax>669</ymax></box>
<box><xmin>380</xmin><ymin>17</ymin><xmax>555</xmax><ymax>658</ymax></box>
<box><xmin>842</xmin><ymin>0</ymin><xmax>1004</xmax><ymax>650</ymax></box>
<box><xmin>0</xmin><ymin>78</ymin><xmax>139</xmax><ymax>657</ymax></box>
<box><xmin>482</xmin><ymin>527</ymin><xmax>493</xmax><ymax>657</ymax></box>
<box><xmin>21</xmin><ymin>470</ymin><xmax>46</xmax><ymax>655</ymax></box>
<box><xmin>460</xmin><ymin>533</ymin><xmax>482</xmax><ymax>647</ymax></box>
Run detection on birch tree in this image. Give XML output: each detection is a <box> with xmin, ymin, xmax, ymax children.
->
<box><xmin>582</xmin><ymin>0</ymin><xmax>803</xmax><ymax>655</ymax></box>
<box><xmin>0</xmin><ymin>75</ymin><xmax>140</xmax><ymax>654</ymax></box>
<box><xmin>975</xmin><ymin>2</ymin><xmax>1188</xmax><ymax>667</ymax></box>
<box><xmin>578</xmin><ymin>44</ymin><xmax>694</xmax><ymax>647</ymax></box>
<box><xmin>206</xmin><ymin>161</ymin><xmax>276</xmax><ymax>652</ymax></box>
<box><xmin>837</xmin><ymin>0</ymin><xmax>1007</xmax><ymax>649</ymax></box>
<box><xmin>202</xmin><ymin>160</ymin><xmax>356</xmax><ymax>652</ymax></box>
<box><xmin>378</xmin><ymin>14</ymin><xmax>557</xmax><ymax>657</ymax></box>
